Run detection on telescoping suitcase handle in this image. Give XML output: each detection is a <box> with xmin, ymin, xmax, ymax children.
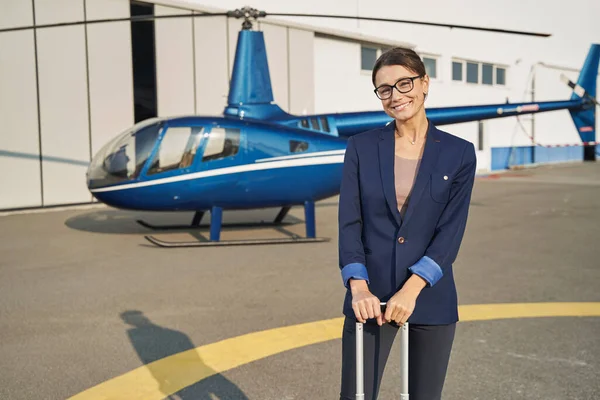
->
<box><xmin>355</xmin><ymin>302</ymin><xmax>409</xmax><ymax>400</ymax></box>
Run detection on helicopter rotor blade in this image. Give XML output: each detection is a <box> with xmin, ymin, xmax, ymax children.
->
<box><xmin>0</xmin><ymin>12</ymin><xmax>229</xmax><ymax>34</ymax></box>
<box><xmin>0</xmin><ymin>7</ymin><xmax>551</xmax><ymax>38</ymax></box>
<box><xmin>266</xmin><ymin>12</ymin><xmax>551</xmax><ymax>37</ymax></box>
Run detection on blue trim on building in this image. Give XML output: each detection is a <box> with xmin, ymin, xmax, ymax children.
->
<box><xmin>491</xmin><ymin>145</ymin><xmax>590</xmax><ymax>171</ymax></box>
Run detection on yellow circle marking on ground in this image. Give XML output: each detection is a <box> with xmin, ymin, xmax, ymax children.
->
<box><xmin>68</xmin><ymin>302</ymin><xmax>600</xmax><ymax>400</ymax></box>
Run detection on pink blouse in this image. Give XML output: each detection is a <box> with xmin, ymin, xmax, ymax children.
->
<box><xmin>394</xmin><ymin>155</ymin><xmax>422</xmax><ymax>218</ymax></box>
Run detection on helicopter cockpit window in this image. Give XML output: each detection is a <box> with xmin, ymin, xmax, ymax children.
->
<box><xmin>202</xmin><ymin>127</ymin><xmax>240</xmax><ymax>161</ymax></box>
<box><xmin>310</xmin><ymin>118</ymin><xmax>320</xmax><ymax>130</ymax></box>
<box><xmin>320</xmin><ymin>117</ymin><xmax>330</xmax><ymax>132</ymax></box>
<box><xmin>147</xmin><ymin>126</ymin><xmax>204</xmax><ymax>175</ymax></box>
<box><xmin>300</xmin><ymin>119</ymin><xmax>309</xmax><ymax>129</ymax></box>
<box><xmin>290</xmin><ymin>140</ymin><xmax>309</xmax><ymax>153</ymax></box>
<box><xmin>87</xmin><ymin>119</ymin><xmax>161</xmax><ymax>189</ymax></box>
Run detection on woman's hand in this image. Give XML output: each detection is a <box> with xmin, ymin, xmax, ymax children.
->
<box><xmin>384</xmin><ymin>274</ymin><xmax>427</xmax><ymax>325</ymax></box>
<box><xmin>349</xmin><ymin>279</ymin><xmax>383</xmax><ymax>326</ymax></box>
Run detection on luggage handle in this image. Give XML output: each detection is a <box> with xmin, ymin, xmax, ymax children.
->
<box><xmin>355</xmin><ymin>302</ymin><xmax>409</xmax><ymax>400</ymax></box>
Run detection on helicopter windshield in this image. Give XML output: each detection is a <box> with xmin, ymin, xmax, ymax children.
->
<box><xmin>87</xmin><ymin>118</ymin><xmax>162</xmax><ymax>189</ymax></box>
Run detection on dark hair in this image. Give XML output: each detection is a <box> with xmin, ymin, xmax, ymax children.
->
<box><xmin>372</xmin><ymin>47</ymin><xmax>427</xmax><ymax>87</ymax></box>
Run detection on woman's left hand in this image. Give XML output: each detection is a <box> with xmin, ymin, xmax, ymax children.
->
<box><xmin>383</xmin><ymin>274</ymin><xmax>427</xmax><ymax>325</ymax></box>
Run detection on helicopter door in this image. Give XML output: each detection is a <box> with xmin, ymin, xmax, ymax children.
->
<box><xmin>141</xmin><ymin>125</ymin><xmax>205</xmax><ymax>207</ymax></box>
<box><xmin>195</xmin><ymin>126</ymin><xmax>245</xmax><ymax>205</ymax></box>
<box><xmin>199</xmin><ymin>126</ymin><xmax>241</xmax><ymax>165</ymax></box>
<box><xmin>145</xmin><ymin>126</ymin><xmax>205</xmax><ymax>176</ymax></box>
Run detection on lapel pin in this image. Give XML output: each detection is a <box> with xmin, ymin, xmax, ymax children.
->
<box><xmin>443</xmin><ymin>175</ymin><xmax>448</xmax><ymax>180</ymax></box>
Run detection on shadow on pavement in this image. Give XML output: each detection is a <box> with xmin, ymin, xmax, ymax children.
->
<box><xmin>121</xmin><ymin>310</ymin><xmax>249</xmax><ymax>400</ymax></box>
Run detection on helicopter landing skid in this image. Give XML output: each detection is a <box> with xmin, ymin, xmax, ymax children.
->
<box><xmin>142</xmin><ymin>202</ymin><xmax>327</xmax><ymax>247</ymax></box>
<box><xmin>136</xmin><ymin>211</ymin><xmax>205</xmax><ymax>230</ymax></box>
<box><xmin>143</xmin><ymin>235</ymin><xmax>329</xmax><ymax>247</ymax></box>
<box><xmin>137</xmin><ymin>207</ymin><xmax>293</xmax><ymax>231</ymax></box>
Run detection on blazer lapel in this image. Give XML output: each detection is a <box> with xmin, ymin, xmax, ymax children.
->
<box><xmin>401</xmin><ymin>121</ymin><xmax>441</xmax><ymax>227</ymax></box>
<box><xmin>378</xmin><ymin>124</ymin><xmax>403</xmax><ymax>227</ymax></box>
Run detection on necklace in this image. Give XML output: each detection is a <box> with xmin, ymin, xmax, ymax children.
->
<box><xmin>395</xmin><ymin>128</ymin><xmax>420</xmax><ymax>145</ymax></box>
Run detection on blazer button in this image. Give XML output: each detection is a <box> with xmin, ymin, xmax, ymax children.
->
<box><xmin>397</xmin><ymin>237</ymin><xmax>405</xmax><ymax>244</ymax></box>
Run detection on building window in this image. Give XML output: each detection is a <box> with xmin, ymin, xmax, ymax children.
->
<box><xmin>466</xmin><ymin>62</ymin><xmax>479</xmax><ymax>84</ymax></box>
<box><xmin>422</xmin><ymin>57</ymin><xmax>437</xmax><ymax>79</ymax></box>
<box><xmin>453</xmin><ymin>59</ymin><xmax>507</xmax><ymax>86</ymax></box>
<box><xmin>482</xmin><ymin>63</ymin><xmax>493</xmax><ymax>85</ymax></box>
<box><xmin>452</xmin><ymin>61</ymin><xmax>463</xmax><ymax>81</ymax></box>
<box><xmin>496</xmin><ymin>67</ymin><xmax>506</xmax><ymax>85</ymax></box>
<box><xmin>361</xmin><ymin>46</ymin><xmax>378</xmax><ymax>71</ymax></box>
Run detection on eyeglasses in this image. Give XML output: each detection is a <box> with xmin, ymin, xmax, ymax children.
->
<box><xmin>374</xmin><ymin>75</ymin><xmax>423</xmax><ymax>100</ymax></box>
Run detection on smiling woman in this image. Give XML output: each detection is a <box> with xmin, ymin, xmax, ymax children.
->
<box><xmin>337</xmin><ymin>46</ymin><xmax>478</xmax><ymax>400</ymax></box>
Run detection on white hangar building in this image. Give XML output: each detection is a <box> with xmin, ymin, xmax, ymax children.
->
<box><xmin>1</xmin><ymin>0</ymin><xmax>599</xmax><ymax>211</ymax></box>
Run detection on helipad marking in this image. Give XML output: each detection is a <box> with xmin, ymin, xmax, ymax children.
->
<box><xmin>68</xmin><ymin>302</ymin><xmax>600</xmax><ymax>400</ymax></box>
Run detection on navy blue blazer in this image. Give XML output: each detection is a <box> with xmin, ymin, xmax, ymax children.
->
<box><xmin>338</xmin><ymin>120</ymin><xmax>476</xmax><ymax>325</ymax></box>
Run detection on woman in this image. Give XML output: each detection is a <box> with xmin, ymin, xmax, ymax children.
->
<box><xmin>338</xmin><ymin>47</ymin><xmax>477</xmax><ymax>400</ymax></box>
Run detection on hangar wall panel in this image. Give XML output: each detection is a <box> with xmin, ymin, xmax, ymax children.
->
<box><xmin>0</xmin><ymin>0</ymin><xmax>33</xmax><ymax>30</ymax></box>
<box><xmin>85</xmin><ymin>0</ymin><xmax>129</xmax><ymax>20</ymax></box>
<box><xmin>227</xmin><ymin>17</ymin><xmax>240</xmax><ymax>77</ymax></box>
<box><xmin>0</xmin><ymin>31</ymin><xmax>42</xmax><ymax>209</ymax></box>
<box><xmin>155</xmin><ymin>6</ymin><xmax>195</xmax><ymax>117</ymax></box>
<box><xmin>314</xmin><ymin>36</ymin><xmax>374</xmax><ymax>114</ymax></box>
<box><xmin>34</xmin><ymin>0</ymin><xmax>84</xmax><ymax>26</ymax></box>
<box><xmin>37</xmin><ymin>26</ymin><xmax>91</xmax><ymax>205</ymax></box>
<box><xmin>288</xmin><ymin>29</ymin><xmax>314</xmax><ymax>115</ymax></box>
<box><xmin>194</xmin><ymin>16</ymin><xmax>229</xmax><ymax>115</ymax></box>
<box><xmin>260</xmin><ymin>22</ymin><xmax>289</xmax><ymax>111</ymax></box>
<box><xmin>87</xmin><ymin>21</ymin><xmax>134</xmax><ymax>156</ymax></box>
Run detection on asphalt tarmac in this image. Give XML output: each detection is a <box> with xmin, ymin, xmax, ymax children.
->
<box><xmin>1</xmin><ymin>161</ymin><xmax>599</xmax><ymax>400</ymax></box>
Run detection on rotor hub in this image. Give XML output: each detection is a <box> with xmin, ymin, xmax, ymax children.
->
<box><xmin>227</xmin><ymin>6</ymin><xmax>267</xmax><ymax>30</ymax></box>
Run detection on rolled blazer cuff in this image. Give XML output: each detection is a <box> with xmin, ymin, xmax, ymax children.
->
<box><xmin>341</xmin><ymin>263</ymin><xmax>369</xmax><ymax>288</ymax></box>
<box><xmin>409</xmin><ymin>256</ymin><xmax>443</xmax><ymax>287</ymax></box>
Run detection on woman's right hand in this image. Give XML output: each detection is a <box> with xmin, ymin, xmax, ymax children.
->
<box><xmin>349</xmin><ymin>279</ymin><xmax>383</xmax><ymax>326</ymax></box>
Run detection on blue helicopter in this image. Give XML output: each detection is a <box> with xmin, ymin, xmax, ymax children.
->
<box><xmin>85</xmin><ymin>8</ymin><xmax>599</xmax><ymax>247</ymax></box>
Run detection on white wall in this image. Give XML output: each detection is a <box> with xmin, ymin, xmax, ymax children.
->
<box><xmin>314</xmin><ymin>37</ymin><xmax>380</xmax><ymax>114</ymax></box>
<box><xmin>155</xmin><ymin>5</ymin><xmax>196</xmax><ymax>117</ymax></box>
<box><xmin>534</xmin><ymin>65</ymin><xmax>585</xmax><ymax>146</ymax></box>
<box><xmin>85</xmin><ymin>0</ymin><xmax>129</xmax><ymax>20</ymax></box>
<box><xmin>0</xmin><ymin>31</ymin><xmax>42</xmax><ymax>209</ymax></box>
<box><xmin>86</xmin><ymin>0</ymin><xmax>134</xmax><ymax>157</ymax></box>
<box><xmin>37</xmin><ymin>26</ymin><xmax>91</xmax><ymax>205</ymax></box>
<box><xmin>0</xmin><ymin>0</ymin><xmax>33</xmax><ymax>30</ymax></box>
<box><xmin>194</xmin><ymin>16</ymin><xmax>229</xmax><ymax>115</ymax></box>
<box><xmin>288</xmin><ymin>28</ymin><xmax>315</xmax><ymax>115</ymax></box>
<box><xmin>227</xmin><ymin>17</ymin><xmax>241</xmax><ymax>75</ymax></box>
<box><xmin>259</xmin><ymin>22</ymin><xmax>289</xmax><ymax>111</ymax></box>
<box><xmin>34</xmin><ymin>0</ymin><xmax>84</xmax><ymax>26</ymax></box>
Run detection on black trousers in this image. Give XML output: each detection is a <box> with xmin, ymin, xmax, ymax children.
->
<box><xmin>339</xmin><ymin>317</ymin><xmax>456</xmax><ymax>400</ymax></box>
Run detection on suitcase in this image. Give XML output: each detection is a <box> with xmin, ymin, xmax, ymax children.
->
<box><xmin>355</xmin><ymin>302</ymin><xmax>409</xmax><ymax>399</ymax></box>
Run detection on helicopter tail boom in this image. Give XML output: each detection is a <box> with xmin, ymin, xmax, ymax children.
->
<box><xmin>328</xmin><ymin>99</ymin><xmax>585</xmax><ymax>137</ymax></box>
<box><xmin>328</xmin><ymin>44</ymin><xmax>600</xmax><ymax>146</ymax></box>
